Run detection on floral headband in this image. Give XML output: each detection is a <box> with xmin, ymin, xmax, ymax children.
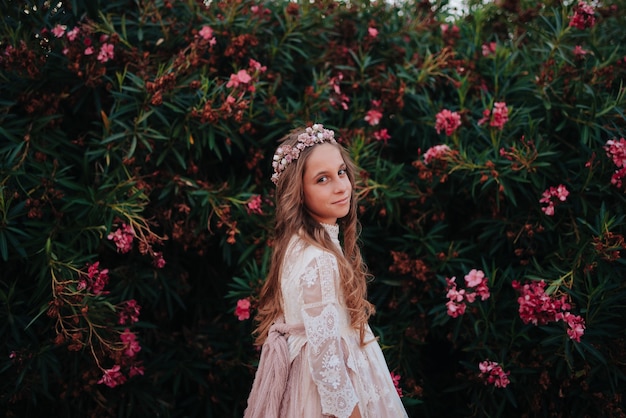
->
<box><xmin>271</xmin><ymin>124</ymin><xmax>337</xmax><ymax>184</ymax></box>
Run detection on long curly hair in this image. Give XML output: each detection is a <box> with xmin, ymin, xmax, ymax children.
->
<box><xmin>253</xmin><ymin>127</ymin><xmax>375</xmax><ymax>346</ymax></box>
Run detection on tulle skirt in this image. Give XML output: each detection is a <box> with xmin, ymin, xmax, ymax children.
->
<box><xmin>280</xmin><ymin>339</ymin><xmax>408</xmax><ymax>418</ymax></box>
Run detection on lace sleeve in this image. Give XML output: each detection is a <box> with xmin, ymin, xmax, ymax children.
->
<box><xmin>300</xmin><ymin>251</ymin><xmax>358</xmax><ymax>418</ymax></box>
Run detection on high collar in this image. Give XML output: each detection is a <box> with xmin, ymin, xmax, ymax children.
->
<box><xmin>320</xmin><ymin>222</ymin><xmax>340</xmax><ymax>241</ymax></box>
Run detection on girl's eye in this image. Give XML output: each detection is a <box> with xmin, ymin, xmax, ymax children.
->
<box><xmin>317</xmin><ymin>176</ymin><xmax>328</xmax><ymax>183</ymax></box>
<box><xmin>338</xmin><ymin>169</ymin><xmax>347</xmax><ymax>176</ymax></box>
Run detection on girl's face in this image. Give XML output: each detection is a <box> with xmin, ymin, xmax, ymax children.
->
<box><xmin>302</xmin><ymin>143</ymin><xmax>352</xmax><ymax>225</ymax></box>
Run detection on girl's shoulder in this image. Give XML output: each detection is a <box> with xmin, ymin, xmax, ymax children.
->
<box><xmin>286</xmin><ymin>233</ymin><xmax>335</xmax><ymax>264</ymax></box>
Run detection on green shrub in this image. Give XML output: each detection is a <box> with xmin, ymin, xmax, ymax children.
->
<box><xmin>1</xmin><ymin>0</ymin><xmax>625</xmax><ymax>416</ymax></box>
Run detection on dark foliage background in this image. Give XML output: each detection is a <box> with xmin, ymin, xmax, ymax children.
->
<box><xmin>1</xmin><ymin>0</ymin><xmax>625</xmax><ymax>416</ymax></box>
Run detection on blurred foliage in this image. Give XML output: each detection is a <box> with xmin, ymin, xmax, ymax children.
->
<box><xmin>1</xmin><ymin>0</ymin><xmax>625</xmax><ymax>416</ymax></box>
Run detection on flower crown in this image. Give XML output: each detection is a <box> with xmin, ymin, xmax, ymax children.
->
<box><xmin>271</xmin><ymin>124</ymin><xmax>337</xmax><ymax>184</ymax></box>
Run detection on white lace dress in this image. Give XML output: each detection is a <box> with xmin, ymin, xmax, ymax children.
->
<box><xmin>279</xmin><ymin>223</ymin><xmax>408</xmax><ymax>418</ymax></box>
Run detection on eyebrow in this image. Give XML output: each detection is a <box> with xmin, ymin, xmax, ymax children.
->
<box><xmin>311</xmin><ymin>163</ymin><xmax>346</xmax><ymax>179</ymax></box>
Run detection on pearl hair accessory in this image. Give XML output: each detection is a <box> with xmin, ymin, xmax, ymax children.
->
<box><xmin>271</xmin><ymin>124</ymin><xmax>337</xmax><ymax>184</ymax></box>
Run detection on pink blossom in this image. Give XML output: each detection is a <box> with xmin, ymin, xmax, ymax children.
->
<box><xmin>604</xmin><ymin>138</ymin><xmax>626</xmax><ymax>168</ymax></box>
<box><xmin>329</xmin><ymin>73</ymin><xmax>350</xmax><ymax>110</ymax></box>
<box><xmin>478</xmin><ymin>102</ymin><xmax>509</xmax><ymax>130</ymax></box>
<box><xmin>249</xmin><ymin>58</ymin><xmax>267</xmax><ymax>73</ymax></box>
<box><xmin>512</xmin><ymin>280</ymin><xmax>585</xmax><ymax>341</ymax></box>
<box><xmin>235</xmin><ymin>298</ymin><xmax>251</xmax><ymax>321</ymax></box>
<box><xmin>98</xmin><ymin>365</ymin><xmax>127</xmax><ymax>388</ymax></box>
<box><xmin>573</xmin><ymin>45</ymin><xmax>588</xmax><ymax>58</ymax></box>
<box><xmin>108</xmin><ymin>223</ymin><xmax>135</xmax><ymax>253</ymax></box>
<box><xmin>51</xmin><ymin>25</ymin><xmax>66</xmax><ymax>38</ymax></box>
<box><xmin>368</xmin><ymin>27</ymin><xmax>379</xmax><ymax>38</ymax></box>
<box><xmin>152</xmin><ymin>251</ymin><xmax>166</xmax><ymax>269</ymax></box>
<box><xmin>563</xmin><ymin>312</ymin><xmax>586</xmax><ymax>342</ymax></box>
<box><xmin>199</xmin><ymin>25</ymin><xmax>214</xmax><ymax>41</ymax></box>
<box><xmin>120</xmin><ymin>329</ymin><xmax>141</xmax><ymax>358</ymax></box>
<box><xmin>479</xmin><ymin>360</ymin><xmax>510</xmax><ymax>388</ymax></box>
<box><xmin>423</xmin><ymin>144</ymin><xmax>451</xmax><ymax>165</ymax></box>
<box><xmin>129</xmin><ymin>364</ymin><xmax>145</xmax><ymax>377</ymax></box>
<box><xmin>390</xmin><ymin>372</ymin><xmax>403</xmax><ymax>397</ymax></box>
<box><xmin>118</xmin><ymin>299</ymin><xmax>141</xmax><ymax>325</ymax></box>
<box><xmin>364</xmin><ymin>109</ymin><xmax>383</xmax><ymax>126</ymax></box>
<box><xmin>86</xmin><ymin>261</ymin><xmax>110</xmax><ymax>294</ymax></box>
<box><xmin>226</xmin><ymin>69</ymin><xmax>252</xmax><ymax>89</ymax></box>
<box><xmin>66</xmin><ymin>27</ymin><xmax>80</xmax><ymax>41</ymax></box>
<box><xmin>464</xmin><ymin>269</ymin><xmax>484</xmax><ymax>288</ymax></box>
<box><xmin>97</xmin><ymin>43</ymin><xmax>114</xmax><ymax>63</ymax></box>
<box><xmin>435</xmin><ymin>109</ymin><xmax>462</xmax><ymax>136</ymax></box>
<box><xmin>246</xmin><ymin>195</ymin><xmax>263</xmax><ymax>215</ymax></box>
<box><xmin>481</xmin><ymin>42</ymin><xmax>497</xmax><ymax>57</ymax></box>
<box><xmin>374</xmin><ymin>129</ymin><xmax>391</xmax><ymax>143</ymax></box>
<box><xmin>540</xmin><ymin>184</ymin><xmax>569</xmax><ymax>216</ymax></box>
<box><xmin>569</xmin><ymin>1</ymin><xmax>596</xmax><ymax>30</ymax></box>
<box><xmin>84</xmin><ymin>46</ymin><xmax>94</xmax><ymax>56</ymax></box>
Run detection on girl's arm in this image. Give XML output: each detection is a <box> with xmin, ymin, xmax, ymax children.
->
<box><xmin>300</xmin><ymin>252</ymin><xmax>358</xmax><ymax>418</ymax></box>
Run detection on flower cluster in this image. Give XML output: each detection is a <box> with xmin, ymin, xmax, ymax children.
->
<box><xmin>512</xmin><ymin>280</ymin><xmax>585</xmax><ymax>342</ymax></box>
<box><xmin>246</xmin><ymin>194</ymin><xmax>263</xmax><ymax>215</ymax></box>
<box><xmin>445</xmin><ymin>269</ymin><xmax>490</xmax><ymax>318</ymax></box>
<box><xmin>434</xmin><ymin>109</ymin><xmax>462</xmax><ymax>136</ymax></box>
<box><xmin>478</xmin><ymin>102</ymin><xmax>509</xmax><ymax>130</ymax></box>
<box><xmin>271</xmin><ymin>124</ymin><xmax>337</xmax><ymax>184</ymax></box>
<box><xmin>604</xmin><ymin>138</ymin><xmax>626</xmax><ymax>189</ymax></box>
<box><xmin>97</xmin><ymin>328</ymin><xmax>145</xmax><ymax>388</ymax></box>
<box><xmin>423</xmin><ymin>144</ymin><xmax>452</xmax><ymax>165</ymax></box>
<box><xmin>364</xmin><ymin>100</ymin><xmax>383</xmax><ymax>126</ymax></box>
<box><xmin>235</xmin><ymin>298</ymin><xmax>251</xmax><ymax>321</ymax></box>
<box><xmin>569</xmin><ymin>1</ymin><xmax>596</xmax><ymax>30</ymax></box>
<box><xmin>478</xmin><ymin>360</ymin><xmax>510</xmax><ymax>388</ymax></box>
<box><xmin>539</xmin><ymin>184</ymin><xmax>569</xmax><ymax>216</ymax></box>
<box><xmin>118</xmin><ymin>299</ymin><xmax>141</xmax><ymax>325</ymax></box>
<box><xmin>79</xmin><ymin>261</ymin><xmax>110</xmax><ymax>294</ymax></box>
<box><xmin>108</xmin><ymin>223</ymin><xmax>135</xmax><ymax>254</ymax></box>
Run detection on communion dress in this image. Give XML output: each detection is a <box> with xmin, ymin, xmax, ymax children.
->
<box><xmin>279</xmin><ymin>223</ymin><xmax>408</xmax><ymax>418</ymax></box>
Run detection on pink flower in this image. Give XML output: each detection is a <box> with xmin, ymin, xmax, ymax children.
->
<box><xmin>51</xmin><ymin>25</ymin><xmax>66</xmax><ymax>38</ymax></box>
<box><xmin>249</xmin><ymin>58</ymin><xmax>267</xmax><ymax>73</ymax></box>
<box><xmin>364</xmin><ymin>109</ymin><xmax>383</xmax><ymax>126</ymax></box>
<box><xmin>481</xmin><ymin>42</ymin><xmax>497</xmax><ymax>57</ymax></box>
<box><xmin>246</xmin><ymin>195</ymin><xmax>263</xmax><ymax>215</ymax></box>
<box><xmin>569</xmin><ymin>1</ymin><xmax>596</xmax><ymax>30</ymax></box>
<box><xmin>86</xmin><ymin>261</ymin><xmax>110</xmax><ymax>294</ymax></box>
<box><xmin>199</xmin><ymin>25</ymin><xmax>214</xmax><ymax>40</ymax></box>
<box><xmin>368</xmin><ymin>27</ymin><xmax>379</xmax><ymax>38</ymax></box>
<box><xmin>97</xmin><ymin>43</ymin><xmax>114</xmax><ymax>63</ymax></box>
<box><xmin>108</xmin><ymin>223</ymin><xmax>135</xmax><ymax>253</ymax></box>
<box><xmin>478</xmin><ymin>102</ymin><xmax>509</xmax><ymax>130</ymax></box>
<box><xmin>512</xmin><ymin>280</ymin><xmax>585</xmax><ymax>341</ymax></box>
<box><xmin>563</xmin><ymin>312</ymin><xmax>586</xmax><ymax>342</ymax></box>
<box><xmin>540</xmin><ymin>184</ymin><xmax>570</xmax><ymax>216</ymax></box>
<box><xmin>118</xmin><ymin>299</ymin><xmax>141</xmax><ymax>325</ymax></box>
<box><xmin>435</xmin><ymin>109</ymin><xmax>462</xmax><ymax>136</ymax></box>
<box><xmin>84</xmin><ymin>46</ymin><xmax>94</xmax><ymax>56</ymax></box>
<box><xmin>573</xmin><ymin>45</ymin><xmax>588</xmax><ymax>58</ymax></box>
<box><xmin>226</xmin><ymin>69</ymin><xmax>252</xmax><ymax>89</ymax></box>
<box><xmin>120</xmin><ymin>329</ymin><xmax>141</xmax><ymax>358</ymax></box>
<box><xmin>390</xmin><ymin>372</ymin><xmax>403</xmax><ymax>397</ymax></box>
<box><xmin>66</xmin><ymin>27</ymin><xmax>80</xmax><ymax>41</ymax></box>
<box><xmin>464</xmin><ymin>269</ymin><xmax>484</xmax><ymax>288</ymax></box>
<box><xmin>423</xmin><ymin>144</ymin><xmax>451</xmax><ymax>165</ymax></box>
<box><xmin>374</xmin><ymin>129</ymin><xmax>391</xmax><ymax>143</ymax></box>
<box><xmin>604</xmin><ymin>138</ymin><xmax>626</xmax><ymax>168</ymax></box>
<box><xmin>98</xmin><ymin>365</ymin><xmax>127</xmax><ymax>388</ymax></box>
<box><xmin>235</xmin><ymin>298</ymin><xmax>251</xmax><ymax>321</ymax></box>
<box><xmin>152</xmin><ymin>251</ymin><xmax>166</xmax><ymax>269</ymax></box>
<box><xmin>129</xmin><ymin>364</ymin><xmax>145</xmax><ymax>377</ymax></box>
<box><xmin>478</xmin><ymin>360</ymin><xmax>510</xmax><ymax>388</ymax></box>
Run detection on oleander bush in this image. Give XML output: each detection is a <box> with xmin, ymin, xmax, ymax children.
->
<box><xmin>1</xmin><ymin>0</ymin><xmax>625</xmax><ymax>416</ymax></box>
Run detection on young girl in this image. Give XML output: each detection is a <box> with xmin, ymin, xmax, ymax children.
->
<box><xmin>244</xmin><ymin>124</ymin><xmax>408</xmax><ymax>418</ymax></box>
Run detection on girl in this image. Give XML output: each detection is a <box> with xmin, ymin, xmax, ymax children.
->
<box><xmin>245</xmin><ymin>124</ymin><xmax>408</xmax><ymax>418</ymax></box>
